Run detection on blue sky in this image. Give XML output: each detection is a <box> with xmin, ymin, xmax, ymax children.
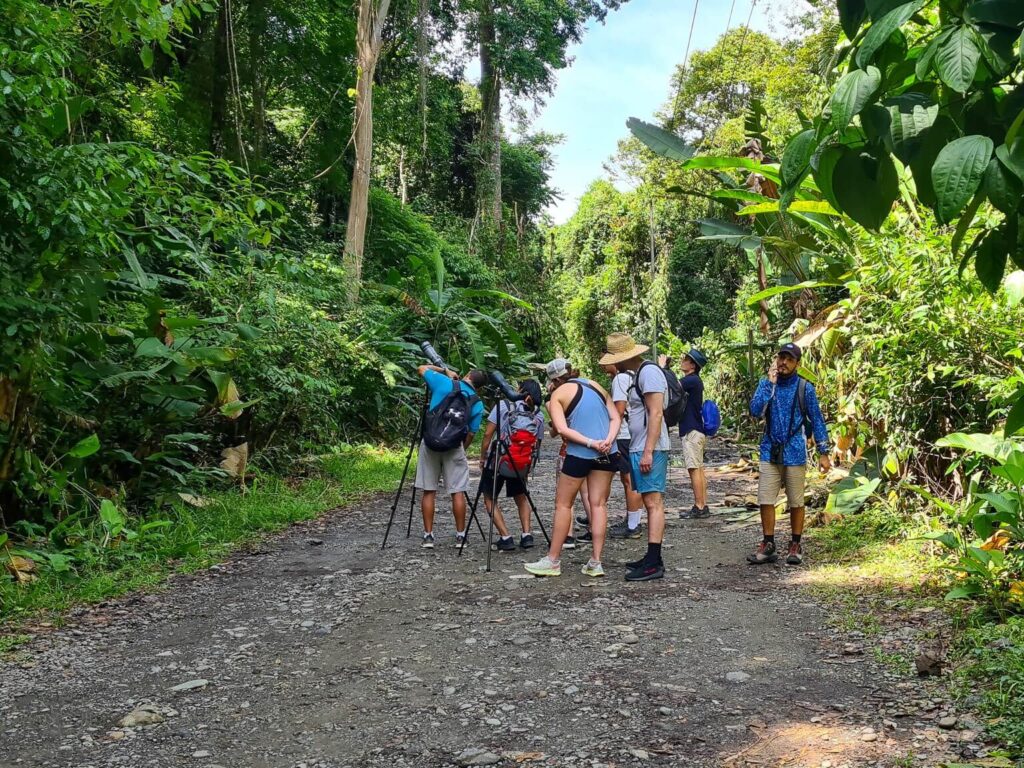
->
<box><xmin>517</xmin><ymin>0</ymin><xmax>808</xmax><ymax>223</ymax></box>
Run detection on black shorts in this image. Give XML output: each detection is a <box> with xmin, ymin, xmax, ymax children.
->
<box><xmin>561</xmin><ymin>453</ymin><xmax>618</xmax><ymax>478</ymax></box>
<box><xmin>479</xmin><ymin>465</ymin><xmax>527</xmax><ymax>498</ymax></box>
<box><xmin>615</xmin><ymin>439</ymin><xmax>631</xmax><ymax>473</ymax></box>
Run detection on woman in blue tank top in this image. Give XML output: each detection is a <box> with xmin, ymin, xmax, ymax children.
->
<box><xmin>525</xmin><ymin>358</ymin><xmax>620</xmax><ymax>579</ymax></box>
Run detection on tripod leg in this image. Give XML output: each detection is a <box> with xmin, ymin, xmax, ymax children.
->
<box><xmin>381</xmin><ymin>431</ymin><xmax>418</xmax><ymax>550</ymax></box>
<box><xmin>521</xmin><ymin>485</ymin><xmax>550</xmax><ymax>545</ymax></box>
<box><xmin>458</xmin><ymin>488</ymin><xmax>484</xmax><ymax>557</ymax></box>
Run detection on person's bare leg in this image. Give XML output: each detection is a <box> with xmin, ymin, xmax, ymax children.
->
<box><xmin>688</xmin><ymin>467</ymin><xmax>707</xmax><ymax>508</ymax></box>
<box><xmin>790</xmin><ymin>506</ymin><xmax>805</xmax><ymax>537</ymax></box>
<box><xmin>623</xmin><ymin>472</ymin><xmax>643</xmax><ymax>517</ymax></box>
<box><xmin>514</xmin><ymin>494</ymin><xmax>531</xmax><ymax>535</ymax></box>
<box><xmin>422</xmin><ymin>490</ymin><xmax>436</xmax><ymax>532</ymax></box>
<box><xmin>586</xmin><ymin>471</ymin><xmax>613</xmax><ymax>563</ymax></box>
<box><xmin>484</xmin><ymin>494</ymin><xmax>511</xmax><ymax>537</ymax></box>
<box><xmin>548</xmin><ymin>474</ymin><xmax>585</xmax><ymax>561</ymax></box>
<box><xmin>759</xmin><ymin>503</ymin><xmax>777</xmax><ymax>536</ymax></box>
<box><xmin>452</xmin><ymin>492</ymin><xmax>466</xmax><ymax>533</ymax></box>
<box><xmin>579</xmin><ymin>480</ymin><xmax>592</xmax><ymax>527</ymax></box>
<box><xmin>645</xmin><ymin>491</ymin><xmax>665</xmax><ymax>544</ymax></box>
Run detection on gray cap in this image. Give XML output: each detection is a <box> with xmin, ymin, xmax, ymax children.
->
<box><xmin>545</xmin><ymin>358</ymin><xmax>571</xmax><ymax>379</ymax></box>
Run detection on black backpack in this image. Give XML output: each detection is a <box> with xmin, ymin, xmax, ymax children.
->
<box><xmin>633</xmin><ymin>361</ymin><xmax>685</xmax><ymax>428</ymax></box>
<box><xmin>422</xmin><ymin>380</ymin><xmax>478</xmax><ymax>452</ymax></box>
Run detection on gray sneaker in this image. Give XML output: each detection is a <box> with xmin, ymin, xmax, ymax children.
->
<box><xmin>609</xmin><ymin>520</ymin><xmax>643</xmax><ymax>539</ymax></box>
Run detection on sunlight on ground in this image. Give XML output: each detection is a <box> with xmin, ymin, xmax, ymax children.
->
<box><xmin>722</xmin><ymin>720</ymin><xmax>898</xmax><ymax>767</ymax></box>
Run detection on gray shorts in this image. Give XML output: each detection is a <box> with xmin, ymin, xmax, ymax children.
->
<box><xmin>415</xmin><ymin>441</ymin><xmax>470</xmax><ymax>494</ymax></box>
<box><xmin>757</xmin><ymin>462</ymin><xmax>806</xmax><ymax>508</ymax></box>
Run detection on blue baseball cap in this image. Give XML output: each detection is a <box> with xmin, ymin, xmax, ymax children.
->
<box><xmin>685</xmin><ymin>348</ymin><xmax>708</xmax><ymax>369</ymax></box>
<box><xmin>778</xmin><ymin>342</ymin><xmax>802</xmax><ymax>360</ymax></box>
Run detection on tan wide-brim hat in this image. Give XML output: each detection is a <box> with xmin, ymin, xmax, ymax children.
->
<box><xmin>598</xmin><ymin>332</ymin><xmax>649</xmax><ymax>365</ymax></box>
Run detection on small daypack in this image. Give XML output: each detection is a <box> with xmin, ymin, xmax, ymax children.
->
<box><xmin>422</xmin><ymin>380</ymin><xmax>477</xmax><ymax>452</ymax></box>
<box><xmin>633</xmin><ymin>361</ymin><xmax>685</xmax><ymax>428</ymax></box>
<box><xmin>498</xmin><ymin>426</ymin><xmax>539</xmax><ymax>478</ymax></box>
<box><xmin>702</xmin><ymin>400</ymin><xmax>722</xmax><ymax>436</ymax></box>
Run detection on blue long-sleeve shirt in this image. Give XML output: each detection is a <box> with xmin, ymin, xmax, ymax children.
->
<box><xmin>749</xmin><ymin>376</ymin><xmax>830</xmax><ymax>466</ymax></box>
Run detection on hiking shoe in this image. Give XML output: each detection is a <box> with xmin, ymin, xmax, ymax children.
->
<box><xmin>625</xmin><ymin>562</ymin><xmax>664</xmax><ymax>581</ymax></box>
<box><xmin>496</xmin><ymin>536</ymin><xmax>516</xmax><ymax>552</ymax></box>
<box><xmin>581</xmin><ymin>560</ymin><xmax>605</xmax><ymax>578</ymax></box>
<box><xmin>747</xmin><ymin>540</ymin><xmax>778</xmax><ymax>564</ymax></box>
<box><xmin>454</xmin><ymin>532</ymin><xmax>468</xmax><ymax>548</ymax></box>
<box><xmin>525</xmin><ymin>556</ymin><xmax>561</xmax><ymax>577</ymax></box>
<box><xmin>575</xmin><ymin>513</ymin><xmax>590</xmax><ymax>526</ymax></box>
<box><xmin>695</xmin><ymin>505</ymin><xmax>711</xmax><ymax>519</ymax></box>
<box><xmin>577</xmin><ymin>530</ymin><xmax>593</xmax><ymax>544</ymax></box>
<box><xmin>563</xmin><ymin>536</ymin><xmax>577</xmax><ymax>550</ymax></box>
<box><xmin>609</xmin><ymin>520</ymin><xmax>643</xmax><ymax>539</ymax></box>
<box><xmin>786</xmin><ymin>542</ymin><xmax>803</xmax><ymax>565</ymax></box>
<box><xmin>421</xmin><ymin>533</ymin><xmax>435</xmax><ymax>549</ymax></box>
<box><xmin>679</xmin><ymin>505</ymin><xmax>701</xmax><ymax>520</ymax></box>
<box><xmin>519</xmin><ymin>533</ymin><xmax>535</xmax><ymax>549</ymax></box>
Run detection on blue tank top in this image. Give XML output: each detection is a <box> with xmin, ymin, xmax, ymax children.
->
<box><xmin>564</xmin><ymin>379</ymin><xmax>617</xmax><ymax>459</ymax></box>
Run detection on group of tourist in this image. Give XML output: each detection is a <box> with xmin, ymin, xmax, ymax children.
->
<box><xmin>412</xmin><ymin>333</ymin><xmax>831</xmax><ymax>580</ymax></box>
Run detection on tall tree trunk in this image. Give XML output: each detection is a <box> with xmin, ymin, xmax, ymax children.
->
<box><xmin>343</xmin><ymin>0</ymin><xmax>392</xmax><ymax>302</ymax></box>
<box><xmin>210</xmin><ymin>3</ymin><xmax>232</xmax><ymax>156</ymax></box>
<box><xmin>476</xmin><ymin>0</ymin><xmax>502</xmax><ymax>228</ymax></box>
<box><xmin>249</xmin><ymin>0</ymin><xmax>268</xmax><ymax>169</ymax></box>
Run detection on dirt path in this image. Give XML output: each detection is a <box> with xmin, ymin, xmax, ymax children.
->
<box><xmin>1</xmin><ymin>438</ymin><xmax>968</xmax><ymax>768</ymax></box>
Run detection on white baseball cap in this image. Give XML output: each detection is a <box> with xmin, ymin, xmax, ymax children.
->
<box><xmin>544</xmin><ymin>358</ymin><xmax>571</xmax><ymax>379</ymax></box>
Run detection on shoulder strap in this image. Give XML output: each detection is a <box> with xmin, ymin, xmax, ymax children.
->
<box><xmin>796</xmin><ymin>378</ymin><xmax>809</xmax><ymax>426</ymax></box>
<box><xmin>564</xmin><ymin>380</ymin><xmax>606</xmax><ymax>419</ymax></box>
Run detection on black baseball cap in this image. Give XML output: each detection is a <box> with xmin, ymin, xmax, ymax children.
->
<box><xmin>778</xmin><ymin>342</ymin><xmax>802</xmax><ymax>360</ymax></box>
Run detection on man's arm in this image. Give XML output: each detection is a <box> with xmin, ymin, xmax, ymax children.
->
<box><xmin>478</xmin><ymin>421</ymin><xmax>497</xmax><ymax>463</ymax></box>
<box><xmin>418</xmin><ymin>364</ymin><xmax>457</xmax><ymax>380</ymax></box>
<box><xmin>643</xmin><ymin>391</ymin><xmax>664</xmax><ymax>457</ymax></box>
<box><xmin>749</xmin><ymin>378</ymin><xmax>773</xmax><ymax>418</ymax></box>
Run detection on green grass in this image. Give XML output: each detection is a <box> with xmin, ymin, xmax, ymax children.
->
<box><xmin>0</xmin><ymin>444</ymin><xmax>406</xmax><ymax>628</ymax></box>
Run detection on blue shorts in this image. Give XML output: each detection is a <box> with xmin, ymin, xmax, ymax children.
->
<box><xmin>629</xmin><ymin>451</ymin><xmax>669</xmax><ymax>494</ymax></box>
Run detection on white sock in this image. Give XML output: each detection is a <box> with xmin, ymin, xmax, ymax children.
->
<box><xmin>627</xmin><ymin>510</ymin><xmax>641</xmax><ymax>528</ymax></box>
<box><xmin>456</xmin><ymin>529</ymin><xmax>466</xmax><ymax>537</ymax></box>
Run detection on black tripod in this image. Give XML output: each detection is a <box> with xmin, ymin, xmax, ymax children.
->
<box><xmin>459</xmin><ymin>395</ymin><xmax>549</xmax><ymax>572</ymax></box>
<box><xmin>381</xmin><ymin>389</ymin><xmax>485</xmax><ymax>549</ymax></box>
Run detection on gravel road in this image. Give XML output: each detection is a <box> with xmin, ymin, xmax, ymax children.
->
<box><xmin>0</xmin><ymin>438</ymin><xmax>973</xmax><ymax>767</ymax></box>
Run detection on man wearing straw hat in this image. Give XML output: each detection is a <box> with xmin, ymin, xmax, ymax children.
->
<box><xmin>601</xmin><ymin>333</ymin><xmax>670</xmax><ymax>581</ymax></box>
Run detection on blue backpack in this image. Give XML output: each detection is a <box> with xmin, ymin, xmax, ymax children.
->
<box><xmin>702</xmin><ymin>400</ymin><xmax>722</xmax><ymax>437</ymax></box>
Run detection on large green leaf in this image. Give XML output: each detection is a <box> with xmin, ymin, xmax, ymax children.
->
<box><xmin>833</xmin><ymin>147</ymin><xmax>899</xmax><ymax>230</ymax></box>
<box><xmin>829</xmin><ymin>67</ymin><xmax>881</xmax><ymax>131</ymax></box>
<box><xmin>856</xmin><ymin>1</ymin><xmax>925</xmax><ymax>67</ymax></box>
<box><xmin>934</xmin><ymin>26</ymin><xmax>982</xmax><ymax>93</ymax></box>
<box><xmin>68</xmin><ymin>434</ymin><xmax>101</xmax><ymax>458</ymax></box>
<box><xmin>838</xmin><ymin>0</ymin><xmax>867</xmax><ymax>39</ymax></box>
<box><xmin>931</xmin><ymin>135</ymin><xmax>993</xmax><ymax>223</ymax></box>
<box><xmin>738</xmin><ymin>200</ymin><xmax>840</xmax><ymax>216</ymax></box>
<box><xmin>995</xmin><ymin>139</ymin><xmax>1024</xmax><ymax>181</ymax></box>
<box><xmin>915</xmin><ymin>27</ymin><xmax>953</xmax><ymax>79</ymax></box>
<box><xmin>964</xmin><ymin>0</ymin><xmax>1024</xmax><ymax>28</ymax></box>
<box><xmin>883</xmin><ymin>93</ymin><xmax>939</xmax><ymax>163</ymax></box>
<box><xmin>937</xmin><ymin>432</ymin><xmax>1015</xmax><ymax>461</ymax></box>
<box><xmin>1005</xmin><ymin>270</ymin><xmax>1024</xmax><ymax>307</ymax></box>
<box><xmin>781</xmin><ymin>130</ymin><xmax>819</xmax><ymax>188</ymax></box>
<box><xmin>974</xmin><ymin>227</ymin><xmax>1009</xmax><ymax>292</ymax></box>
<box><xmin>1006</xmin><ymin>390</ymin><xmax>1024</xmax><ymax>436</ymax></box>
<box><xmin>682</xmin><ymin>156</ymin><xmax>782</xmax><ymax>183</ymax></box>
<box><xmin>812</xmin><ymin>145</ymin><xmax>844</xmax><ymax>212</ymax></box>
<box><xmin>984</xmin><ymin>157</ymin><xmax>1023</xmax><ymax>215</ymax></box>
<box><xmin>626</xmin><ymin>118</ymin><xmax>696</xmax><ymax>162</ymax></box>
<box><xmin>746</xmin><ymin>280</ymin><xmax>843</xmax><ymax>306</ymax></box>
<box><xmin>824</xmin><ymin>477</ymin><xmax>882</xmax><ymax>516</ymax></box>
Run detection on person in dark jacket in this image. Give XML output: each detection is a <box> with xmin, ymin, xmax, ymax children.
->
<box><xmin>747</xmin><ymin>343</ymin><xmax>831</xmax><ymax>566</ymax></box>
<box><xmin>676</xmin><ymin>348</ymin><xmax>710</xmax><ymax>520</ymax></box>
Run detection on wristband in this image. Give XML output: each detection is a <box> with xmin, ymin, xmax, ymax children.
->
<box><xmin>586</xmin><ymin>438</ymin><xmax>593</xmax><ymax>450</ymax></box>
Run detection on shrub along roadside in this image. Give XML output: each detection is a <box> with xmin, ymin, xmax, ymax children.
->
<box><xmin>0</xmin><ymin>445</ymin><xmax>405</xmax><ymax>626</ymax></box>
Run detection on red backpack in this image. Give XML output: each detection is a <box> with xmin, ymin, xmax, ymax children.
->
<box><xmin>498</xmin><ymin>427</ymin><xmax>539</xmax><ymax>478</ymax></box>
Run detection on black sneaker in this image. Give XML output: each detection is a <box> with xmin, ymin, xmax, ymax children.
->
<box><xmin>695</xmin><ymin>506</ymin><xmax>711</xmax><ymax>519</ymax></box>
<box><xmin>679</xmin><ymin>505</ymin><xmax>701</xmax><ymax>519</ymax></box>
<box><xmin>519</xmin><ymin>533</ymin><xmax>535</xmax><ymax>549</ymax></box>
<box><xmin>624</xmin><ymin>556</ymin><xmax>646</xmax><ymax>569</ymax></box>
<box><xmin>575</xmin><ymin>513</ymin><xmax>589</xmax><ymax>526</ymax></box>
<box><xmin>625</xmin><ymin>562</ymin><xmax>665</xmax><ymax>581</ymax></box>
<box><xmin>609</xmin><ymin>520</ymin><xmax>643</xmax><ymax>539</ymax></box>
<box><xmin>577</xmin><ymin>530</ymin><xmax>593</xmax><ymax>544</ymax></box>
<box><xmin>563</xmin><ymin>536</ymin><xmax>577</xmax><ymax>550</ymax></box>
<box><xmin>496</xmin><ymin>536</ymin><xmax>516</xmax><ymax>552</ymax></box>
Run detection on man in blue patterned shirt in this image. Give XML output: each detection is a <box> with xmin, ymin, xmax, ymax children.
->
<box><xmin>747</xmin><ymin>343</ymin><xmax>831</xmax><ymax>566</ymax></box>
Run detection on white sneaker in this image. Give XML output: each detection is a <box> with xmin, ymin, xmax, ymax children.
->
<box><xmin>421</xmin><ymin>533</ymin><xmax>435</xmax><ymax>549</ymax></box>
<box><xmin>581</xmin><ymin>560</ymin><xmax>605</xmax><ymax>578</ymax></box>
<box><xmin>525</xmin><ymin>556</ymin><xmax>561</xmax><ymax>577</ymax></box>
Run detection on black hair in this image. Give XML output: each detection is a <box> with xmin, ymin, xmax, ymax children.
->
<box><xmin>466</xmin><ymin>369</ymin><xmax>488</xmax><ymax>389</ymax></box>
<box><xmin>518</xmin><ymin>379</ymin><xmax>542</xmax><ymax>412</ymax></box>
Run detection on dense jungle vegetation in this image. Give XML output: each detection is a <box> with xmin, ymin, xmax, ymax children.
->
<box><xmin>2</xmin><ymin>0</ymin><xmax>1024</xmax><ymax>753</ymax></box>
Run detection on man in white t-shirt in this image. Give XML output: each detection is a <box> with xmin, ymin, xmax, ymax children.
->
<box><xmin>600</xmin><ymin>332</ymin><xmax>670</xmax><ymax>582</ymax></box>
<box><xmin>603</xmin><ymin>362</ymin><xmax>645</xmax><ymax>539</ymax></box>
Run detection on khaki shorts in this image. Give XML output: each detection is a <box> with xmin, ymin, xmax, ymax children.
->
<box><xmin>757</xmin><ymin>462</ymin><xmax>806</xmax><ymax>508</ymax></box>
<box><xmin>680</xmin><ymin>430</ymin><xmax>707</xmax><ymax>470</ymax></box>
<box><xmin>415</xmin><ymin>441</ymin><xmax>470</xmax><ymax>494</ymax></box>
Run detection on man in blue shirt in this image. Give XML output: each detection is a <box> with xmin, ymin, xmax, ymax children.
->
<box><xmin>676</xmin><ymin>348</ymin><xmax>710</xmax><ymax>520</ymax></box>
<box><xmin>415</xmin><ymin>365</ymin><xmax>486</xmax><ymax>549</ymax></box>
<box><xmin>747</xmin><ymin>343</ymin><xmax>831</xmax><ymax>565</ymax></box>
